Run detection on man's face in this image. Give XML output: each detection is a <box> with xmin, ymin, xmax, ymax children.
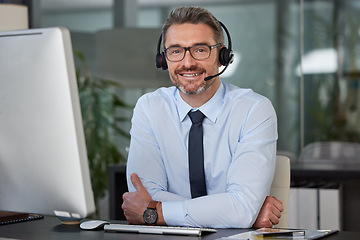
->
<box><xmin>164</xmin><ymin>23</ymin><xmax>221</xmax><ymax>95</ymax></box>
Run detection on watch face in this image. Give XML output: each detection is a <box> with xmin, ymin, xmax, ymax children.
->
<box><xmin>143</xmin><ymin>208</ymin><xmax>157</xmax><ymax>224</ymax></box>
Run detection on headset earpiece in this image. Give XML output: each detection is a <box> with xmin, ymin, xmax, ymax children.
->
<box><xmin>161</xmin><ymin>52</ymin><xmax>168</xmax><ymax>70</ymax></box>
<box><xmin>218</xmin><ymin>22</ymin><xmax>234</xmax><ymax>67</ymax></box>
<box><xmin>155</xmin><ymin>53</ymin><xmax>162</xmax><ymax>68</ymax></box>
<box><xmin>156</xmin><ymin>52</ymin><xmax>168</xmax><ymax>70</ymax></box>
<box><xmin>219</xmin><ymin>47</ymin><xmax>233</xmax><ymax>66</ymax></box>
<box><xmin>155</xmin><ymin>34</ymin><xmax>168</xmax><ymax>70</ymax></box>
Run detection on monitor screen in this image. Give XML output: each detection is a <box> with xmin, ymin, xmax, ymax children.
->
<box><xmin>0</xmin><ymin>27</ymin><xmax>95</xmax><ymax>221</ymax></box>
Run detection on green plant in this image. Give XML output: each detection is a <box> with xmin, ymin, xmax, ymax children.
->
<box><xmin>75</xmin><ymin>50</ymin><xmax>132</xmax><ymax>208</ymax></box>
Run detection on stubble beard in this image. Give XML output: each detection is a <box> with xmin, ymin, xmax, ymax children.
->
<box><xmin>177</xmin><ymin>80</ymin><xmax>208</xmax><ymax>95</ymax></box>
<box><xmin>170</xmin><ymin>67</ymin><xmax>217</xmax><ymax>95</ymax></box>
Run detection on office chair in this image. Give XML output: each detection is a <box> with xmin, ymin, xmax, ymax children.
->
<box><xmin>270</xmin><ymin>155</ymin><xmax>291</xmax><ymax>228</ymax></box>
<box><xmin>277</xmin><ymin>150</ymin><xmax>298</xmax><ymax>164</ymax></box>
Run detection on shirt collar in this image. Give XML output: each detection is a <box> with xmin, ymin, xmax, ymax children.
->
<box><xmin>175</xmin><ymin>82</ymin><xmax>225</xmax><ymax>123</ymax></box>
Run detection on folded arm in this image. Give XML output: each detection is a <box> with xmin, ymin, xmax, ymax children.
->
<box><xmin>122</xmin><ymin>173</ymin><xmax>283</xmax><ymax>228</ymax></box>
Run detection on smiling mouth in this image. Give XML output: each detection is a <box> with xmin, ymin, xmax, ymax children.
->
<box><xmin>180</xmin><ymin>73</ymin><xmax>203</xmax><ymax>77</ymax></box>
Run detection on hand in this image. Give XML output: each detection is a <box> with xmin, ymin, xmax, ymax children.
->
<box><xmin>122</xmin><ymin>173</ymin><xmax>152</xmax><ymax>224</ymax></box>
<box><xmin>252</xmin><ymin>196</ymin><xmax>284</xmax><ymax>228</ymax></box>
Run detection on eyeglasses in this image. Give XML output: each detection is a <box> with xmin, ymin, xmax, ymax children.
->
<box><xmin>164</xmin><ymin>43</ymin><xmax>222</xmax><ymax>62</ymax></box>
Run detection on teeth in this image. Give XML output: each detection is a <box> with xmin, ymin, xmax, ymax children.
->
<box><xmin>182</xmin><ymin>73</ymin><xmax>201</xmax><ymax>77</ymax></box>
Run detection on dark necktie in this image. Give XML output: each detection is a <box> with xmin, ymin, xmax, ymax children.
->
<box><xmin>188</xmin><ymin>110</ymin><xmax>207</xmax><ymax>198</ymax></box>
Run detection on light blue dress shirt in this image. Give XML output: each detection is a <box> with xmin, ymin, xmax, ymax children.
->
<box><xmin>126</xmin><ymin>81</ymin><xmax>278</xmax><ymax>228</ymax></box>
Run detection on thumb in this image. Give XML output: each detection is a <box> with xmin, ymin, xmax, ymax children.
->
<box><xmin>131</xmin><ymin>173</ymin><xmax>146</xmax><ymax>192</ymax></box>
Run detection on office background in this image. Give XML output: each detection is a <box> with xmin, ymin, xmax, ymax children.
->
<box><xmin>1</xmin><ymin>0</ymin><xmax>360</xmax><ymax>231</ymax></box>
<box><xmin>23</xmin><ymin>0</ymin><xmax>359</xmax><ymax>156</ymax></box>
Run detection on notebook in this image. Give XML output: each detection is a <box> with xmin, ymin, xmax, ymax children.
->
<box><xmin>104</xmin><ymin>223</ymin><xmax>217</xmax><ymax>237</ymax></box>
<box><xmin>255</xmin><ymin>227</ymin><xmax>305</xmax><ymax>238</ymax></box>
<box><xmin>221</xmin><ymin>228</ymin><xmax>339</xmax><ymax>240</ymax></box>
<box><xmin>0</xmin><ymin>210</ymin><xmax>43</xmax><ymax>225</ymax></box>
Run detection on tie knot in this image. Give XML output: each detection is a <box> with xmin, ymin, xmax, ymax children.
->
<box><xmin>188</xmin><ymin>110</ymin><xmax>205</xmax><ymax>124</ymax></box>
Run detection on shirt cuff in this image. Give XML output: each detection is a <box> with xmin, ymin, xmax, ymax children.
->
<box><xmin>162</xmin><ymin>201</ymin><xmax>188</xmax><ymax>226</ymax></box>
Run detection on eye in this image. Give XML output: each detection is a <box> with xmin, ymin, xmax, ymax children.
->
<box><xmin>193</xmin><ymin>45</ymin><xmax>209</xmax><ymax>54</ymax></box>
<box><xmin>169</xmin><ymin>47</ymin><xmax>182</xmax><ymax>55</ymax></box>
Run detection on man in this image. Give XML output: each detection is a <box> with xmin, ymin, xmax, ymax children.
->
<box><xmin>122</xmin><ymin>6</ymin><xmax>283</xmax><ymax>228</ymax></box>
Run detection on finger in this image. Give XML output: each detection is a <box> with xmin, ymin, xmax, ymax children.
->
<box><xmin>122</xmin><ymin>192</ymin><xmax>129</xmax><ymax>200</ymax></box>
<box><xmin>121</xmin><ymin>192</ymin><xmax>131</xmax><ymax>210</ymax></box>
<box><xmin>260</xmin><ymin>218</ymin><xmax>273</xmax><ymax>228</ymax></box>
<box><xmin>266</xmin><ymin>199</ymin><xmax>282</xmax><ymax>218</ymax></box>
<box><xmin>266</xmin><ymin>196</ymin><xmax>284</xmax><ymax>212</ymax></box>
<box><xmin>271</xmin><ymin>196</ymin><xmax>284</xmax><ymax>212</ymax></box>
<box><xmin>269</xmin><ymin>196</ymin><xmax>282</xmax><ymax>204</ymax></box>
<box><xmin>130</xmin><ymin>173</ymin><xmax>146</xmax><ymax>191</ymax></box>
<box><xmin>266</xmin><ymin>219</ymin><xmax>273</xmax><ymax>228</ymax></box>
<box><xmin>272</xmin><ymin>205</ymin><xmax>282</xmax><ymax>218</ymax></box>
<box><xmin>269</xmin><ymin>213</ymin><xmax>280</xmax><ymax>225</ymax></box>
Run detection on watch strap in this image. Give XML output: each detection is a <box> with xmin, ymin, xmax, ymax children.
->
<box><xmin>147</xmin><ymin>201</ymin><xmax>158</xmax><ymax>210</ymax></box>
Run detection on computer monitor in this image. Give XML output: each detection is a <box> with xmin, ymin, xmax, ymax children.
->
<box><xmin>0</xmin><ymin>27</ymin><xmax>95</xmax><ymax>223</ymax></box>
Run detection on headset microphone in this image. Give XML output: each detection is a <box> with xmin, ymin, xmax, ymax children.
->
<box><xmin>204</xmin><ymin>62</ymin><xmax>230</xmax><ymax>81</ymax></box>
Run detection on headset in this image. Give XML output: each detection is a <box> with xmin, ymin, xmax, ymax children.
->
<box><xmin>155</xmin><ymin>21</ymin><xmax>234</xmax><ymax>81</ymax></box>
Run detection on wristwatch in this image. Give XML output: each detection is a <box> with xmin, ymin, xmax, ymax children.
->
<box><xmin>143</xmin><ymin>201</ymin><xmax>159</xmax><ymax>225</ymax></box>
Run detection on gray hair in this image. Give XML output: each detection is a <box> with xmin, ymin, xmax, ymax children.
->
<box><xmin>162</xmin><ymin>6</ymin><xmax>224</xmax><ymax>47</ymax></box>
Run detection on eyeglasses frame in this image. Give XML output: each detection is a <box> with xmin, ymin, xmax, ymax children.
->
<box><xmin>164</xmin><ymin>43</ymin><xmax>223</xmax><ymax>62</ymax></box>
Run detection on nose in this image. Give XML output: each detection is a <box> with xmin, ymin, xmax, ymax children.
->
<box><xmin>182</xmin><ymin>49</ymin><xmax>197</xmax><ymax>67</ymax></box>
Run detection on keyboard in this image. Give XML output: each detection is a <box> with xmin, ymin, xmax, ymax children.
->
<box><xmin>104</xmin><ymin>224</ymin><xmax>217</xmax><ymax>237</ymax></box>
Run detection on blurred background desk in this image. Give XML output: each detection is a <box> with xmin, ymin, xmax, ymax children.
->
<box><xmin>291</xmin><ymin>163</ymin><xmax>360</xmax><ymax>181</ymax></box>
<box><xmin>291</xmin><ymin>163</ymin><xmax>360</xmax><ymax>231</ymax></box>
<box><xmin>0</xmin><ymin>215</ymin><xmax>359</xmax><ymax>240</ymax></box>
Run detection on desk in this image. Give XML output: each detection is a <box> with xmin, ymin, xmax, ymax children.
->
<box><xmin>291</xmin><ymin>163</ymin><xmax>360</xmax><ymax>231</ymax></box>
<box><xmin>0</xmin><ymin>216</ymin><xmax>358</xmax><ymax>240</ymax></box>
<box><xmin>291</xmin><ymin>163</ymin><xmax>360</xmax><ymax>181</ymax></box>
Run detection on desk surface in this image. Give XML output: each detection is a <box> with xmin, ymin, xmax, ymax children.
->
<box><xmin>0</xmin><ymin>216</ymin><xmax>358</xmax><ymax>240</ymax></box>
<box><xmin>291</xmin><ymin>163</ymin><xmax>360</xmax><ymax>181</ymax></box>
